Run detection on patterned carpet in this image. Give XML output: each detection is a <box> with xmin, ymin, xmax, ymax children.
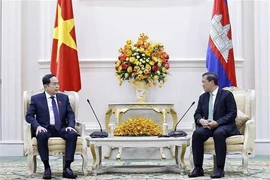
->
<box><xmin>0</xmin><ymin>156</ymin><xmax>269</xmax><ymax>180</ymax></box>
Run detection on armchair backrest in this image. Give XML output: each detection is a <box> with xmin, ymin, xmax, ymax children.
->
<box><xmin>23</xmin><ymin>89</ymin><xmax>79</xmax><ymax>120</ymax></box>
<box><xmin>223</xmin><ymin>86</ymin><xmax>255</xmax><ymax>134</ymax></box>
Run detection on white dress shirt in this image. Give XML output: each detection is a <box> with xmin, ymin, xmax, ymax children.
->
<box><xmin>45</xmin><ymin>92</ymin><xmax>59</xmax><ymax>125</ymax></box>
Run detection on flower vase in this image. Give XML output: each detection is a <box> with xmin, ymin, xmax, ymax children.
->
<box><xmin>134</xmin><ymin>81</ymin><xmax>149</xmax><ymax>102</ymax></box>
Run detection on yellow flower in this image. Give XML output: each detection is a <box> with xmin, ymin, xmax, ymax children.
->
<box><xmin>130</xmin><ymin>57</ymin><xmax>135</xmax><ymax>63</ymax></box>
<box><xmin>162</xmin><ymin>67</ymin><xmax>167</xmax><ymax>72</ymax></box>
<box><xmin>144</xmin><ymin>69</ymin><xmax>149</xmax><ymax>74</ymax></box>
<box><xmin>145</xmin><ymin>64</ymin><xmax>151</xmax><ymax>70</ymax></box>
<box><xmin>125</xmin><ymin>50</ymin><xmax>132</xmax><ymax>57</ymax></box>
<box><xmin>115</xmin><ymin>60</ymin><xmax>121</xmax><ymax>67</ymax></box>
<box><xmin>154</xmin><ymin>75</ymin><xmax>159</xmax><ymax>80</ymax></box>
<box><xmin>137</xmin><ymin>40</ymin><xmax>143</xmax><ymax>46</ymax></box>
<box><xmin>139</xmin><ymin>48</ymin><xmax>145</xmax><ymax>53</ymax></box>
<box><xmin>145</xmin><ymin>51</ymin><xmax>151</xmax><ymax>56</ymax></box>
<box><xmin>127</xmin><ymin>66</ymin><xmax>133</xmax><ymax>73</ymax></box>
<box><xmin>124</xmin><ymin>45</ymin><xmax>131</xmax><ymax>50</ymax></box>
<box><xmin>126</xmin><ymin>40</ymin><xmax>132</xmax><ymax>45</ymax></box>
<box><xmin>134</xmin><ymin>66</ymin><xmax>140</xmax><ymax>72</ymax></box>
<box><xmin>114</xmin><ymin>116</ymin><xmax>162</xmax><ymax>136</ymax></box>
<box><xmin>164</xmin><ymin>76</ymin><xmax>168</xmax><ymax>82</ymax></box>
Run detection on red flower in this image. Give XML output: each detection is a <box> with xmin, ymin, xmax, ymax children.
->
<box><xmin>121</xmin><ymin>63</ymin><xmax>128</xmax><ymax>69</ymax></box>
<box><xmin>152</xmin><ymin>65</ymin><xmax>159</xmax><ymax>71</ymax></box>
<box><xmin>118</xmin><ymin>55</ymin><xmax>127</xmax><ymax>61</ymax></box>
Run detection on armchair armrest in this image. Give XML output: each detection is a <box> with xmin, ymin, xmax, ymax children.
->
<box><xmin>75</xmin><ymin>121</ymin><xmax>87</xmax><ymax>148</ymax></box>
<box><xmin>23</xmin><ymin>122</ymin><xmax>33</xmax><ymax>156</ymax></box>
<box><xmin>75</xmin><ymin>121</ymin><xmax>86</xmax><ymax>137</ymax></box>
<box><xmin>243</xmin><ymin>119</ymin><xmax>255</xmax><ymax>154</ymax></box>
<box><xmin>192</xmin><ymin>122</ymin><xmax>197</xmax><ymax>131</ymax></box>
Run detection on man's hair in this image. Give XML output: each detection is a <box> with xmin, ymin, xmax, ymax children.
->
<box><xmin>42</xmin><ymin>74</ymin><xmax>56</xmax><ymax>85</ymax></box>
<box><xmin>202</xmin><ymin>72</ymin><xmax>218</xmax><ymax>85</ymax></box>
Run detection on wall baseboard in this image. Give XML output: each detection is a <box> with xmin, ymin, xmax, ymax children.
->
<box><xmin>0</xmin><ymin>141</ymin><xmax>24</xmax><ymax>156</ymax></box>
<box><xmin>254</xmin><ymin>140</ymin><xmax>270</xmax><ymax>155</ymax></box>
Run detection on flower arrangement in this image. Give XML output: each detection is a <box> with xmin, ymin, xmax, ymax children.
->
<box><xmin>114</xmin><ymin>116</ymin><xmax>162</xmax><ymax>136</ymax></box>
<box><xmin>115</xmin><ymin>33</ymin><xmax>170</xmax><ymax>87</ymax></box>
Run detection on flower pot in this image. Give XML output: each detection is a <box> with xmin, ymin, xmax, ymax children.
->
<box><xmin>134</xmin><ymin>81</ymin><xmax>149</xmax><ymax>102</ymax></box>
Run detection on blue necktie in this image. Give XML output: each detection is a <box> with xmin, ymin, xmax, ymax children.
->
<box><xmin>208</xmin><ymin>93</ymin><xmax>213</xmax><ymax>120</ymax></box>
<box><xmin>50</xmin><ymin>96</ymin><xmax>61</xmax><ymax>130</ymax></box>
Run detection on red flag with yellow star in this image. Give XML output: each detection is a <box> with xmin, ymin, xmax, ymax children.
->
<box><xmin>51</xmin><ymin>0</ymin><xmax>81</xmax><ymax>92</ymax></box>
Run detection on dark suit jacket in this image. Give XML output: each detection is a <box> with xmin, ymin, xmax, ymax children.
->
<box><xmin>26</xmin><ymin>92</ymin><xmax>76</xmax><ymax>131</ymax></box>
<box><xmin>194</xmin><ymin>88</ymin><xmax>239</xmax><ymax>135</ymax></box>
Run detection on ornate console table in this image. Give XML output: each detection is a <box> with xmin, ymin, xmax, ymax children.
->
<box><xmin>105</xmin><ymin>102</ymin><xmax>178</xmax><ymax>134</ymax></box>
<box><xmin>86</xmin><ymin>136</ymin><xmax>190</xmax><ymax>175</ymax></box>
<box><xmin>104</xmin><ymin>102</ymin><xmax>179</xmax><ymax>159</ymax></box>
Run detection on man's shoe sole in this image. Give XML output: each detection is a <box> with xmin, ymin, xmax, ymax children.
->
<box><xmin>188</xmin><ymin>173</ymin><xmax>204</xmax><ymax>178</ymax></box>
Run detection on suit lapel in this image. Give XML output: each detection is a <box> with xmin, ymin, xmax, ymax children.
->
<box><xmin>42</xmin><ymin>92</ymin><xmax>50</xmax><ymax>117</ymax></box>
<box><xmin>206</xmin><ymin>93</ymin><xmax>210</xmax><ymax>118</ymax></box>
<box><xmin>56</xmin><ymin>94</ymin><xmax>62</xmax><ymax>119</ymax></box>
<box><xmin>213</xmin><ymin>88</ymin><xmax>222</xmax><ymax>114</ymax></box>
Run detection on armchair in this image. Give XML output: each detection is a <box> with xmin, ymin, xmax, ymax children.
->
<box><xmin>23</xmin><ymin>89</ymin><xmax>88</xmax><ymax>175</ymax></box>
<box><xmin>189</xmin><ymin>87</ymin><xmax>255</xmax><ymax>174</ymax></box>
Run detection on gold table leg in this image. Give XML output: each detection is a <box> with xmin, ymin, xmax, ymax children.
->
<box><xmin>175</xmin><ymin>144</ymin><xmax>187</xmax><ymax>175</ymax></box>
<box><xmin>105</xmin><ymin>108</ymin><xmax>112</xmax><ymax>132</ymax></box>
<box><xmin>104</xmin><ymin>109</ymin><xmax>113</xmax><ymax>159</ymax></box>
<box><xmin>90</xmin><ymin>144</ymin><xmax>97</xmax><ymax>169</ymax></box>
<box><xmin>170</xmin><ymin>108</ymin><xmax>178</xmax><ymax>129</ymax></box>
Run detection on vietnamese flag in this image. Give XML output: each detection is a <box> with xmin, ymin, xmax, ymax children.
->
<box><xmin>51</xmin><ymin>0</ymin><xmax>81</xmax><ymax>92</ymax></box>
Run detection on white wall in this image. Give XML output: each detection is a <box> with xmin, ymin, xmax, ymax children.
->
<box><xmin>0</xmin><ymin>0</ymin><xmax>2</xmax><ymax>141</ymax></box>
<box><xmin>254</xmin><ymin>1</ymin><xmax>270</xmax><ymax>155</ymax></box>
<box><xmin>0</xmin><ymin>0</ymin><xmax>269</xmax><ymax>156</ymax></box>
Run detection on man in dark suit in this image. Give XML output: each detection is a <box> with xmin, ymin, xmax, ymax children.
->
<box><xmin>188</xmin><ymin>72</ymin><xmax>239</xmax><ymax>179</ymax></box>
<box><xmin>26</xmin><ymin>74</ymin><xmax>78</xmax><ymax>179</ymax></box>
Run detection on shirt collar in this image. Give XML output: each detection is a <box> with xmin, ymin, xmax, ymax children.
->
<box><xmin>211</xmin><ymin>86</ymin><xmax>219</xmax><ymax>96</ymax></box>
<box><xmin>45</xmin><ymin>91</ymin><xmax>56</xmax><ymax>99</ymax></box>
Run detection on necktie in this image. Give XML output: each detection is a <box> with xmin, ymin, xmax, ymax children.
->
<box><xmin>208</xmin><ymin>93</ymin><xmax>213</xmax><ymax>120</ymax></box>
<box><xmin>50</xmin><ymin>96</ymin><xmax>61</xmax><ymax>130</ymax></box>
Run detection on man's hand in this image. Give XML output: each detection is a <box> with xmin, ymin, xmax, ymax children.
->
<box><xmin>199</xmin><ymin>119</ymin><xmax>211</xmax><ymax>129</ymax></box>
<box><xmin>36</xmin><ymin>126</ymin><xmax>47</xmax><ymax>136</ymax></box>
<box><xmin>65</xmin><ymin>127</ymin><xmax>77</xmax><ymax>132</ymax></box>
<box><xmin>209</xmin><ymin>121</ymin><xmax>219</xmax><ymax>129</ymax></box>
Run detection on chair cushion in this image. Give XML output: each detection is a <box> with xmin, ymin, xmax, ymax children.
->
<box><xmin>236</xmin><ymin>110</ymin><xmax>250</xmax><ymax>130</ymax></box>
<box><xmin>32</xmin><ymin>137</ymin><xmax>83</xmax><ymax>146</ymax></box>
<box><xmin>204</xmin><ymin>135</ymin><xmax>244</xmax><ymax>145</ymax></box>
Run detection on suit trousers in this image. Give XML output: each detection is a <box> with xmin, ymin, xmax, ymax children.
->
<box><xmin>192</xmin><ymin>126</ymin><xmax>230</xmax><ymax>168</ymax></box>
<box><xmin>36</xmin><ymin>125</ymin><xmax>78</xmax><ymax>162</ymax></box>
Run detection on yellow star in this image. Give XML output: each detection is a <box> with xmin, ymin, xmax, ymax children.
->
<box><xmin>53</xmin><ymin>4</ymin><xmax>77</xmax><ymax>62</ymax></box>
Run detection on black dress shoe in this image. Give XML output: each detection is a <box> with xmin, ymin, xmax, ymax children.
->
<box><xmin>188</xmin><ymin>167</ymin><xmax>204</xmax><ymax>178</ymax></box>
<box><xmin>43</xmin><ymin>168</ymin><xmax>52</xmax><ymax>179</ymax></box>
<box><xmin>210</xmin><ymin>168</ymin><xmax>225</xmax><ymax>178</ymax></box>
<box><xmin>63</xmin><ymin>168</ymin><xmax>77</xmax><ymax>179</ymax></box>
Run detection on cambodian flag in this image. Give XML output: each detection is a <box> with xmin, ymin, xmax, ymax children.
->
<box><xmin>206</xmin><ymin>0</ymin><xmax>237</xmax><ymax>88</ymax></box>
